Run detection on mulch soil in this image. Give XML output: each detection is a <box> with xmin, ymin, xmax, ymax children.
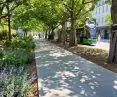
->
<box><xmin>26</xmin><ymin>55</ymin><xmax>38</xmax><ymax>97</ymax></box>
<box><xmin>52</xmin><ymin>41</ymin><xmax>117</xmax><ymax>73</ymax></box>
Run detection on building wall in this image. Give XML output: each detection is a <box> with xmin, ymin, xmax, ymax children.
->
<box><xmin>93</xmin><ymin>0</ymin><xmax>111</xmax><ymax>26</ymax></box>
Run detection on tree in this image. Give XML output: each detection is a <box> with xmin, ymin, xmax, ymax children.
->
<box><xmin>56</xmin><ymin>1</ymin><xmax>68</xmax><ymax>45</ymax></box>
<box><xmin>63</xmin><ymin>0</ymin><xmax>98</xmax><ymax>46</ymax></box>
<box><xmin>108</xmin><ymin>0</ymin><xmax>117</xmax><ymax>64</ymax></box>
<box><xmin>31</xmin><ymin>0</ymin><xmax>62</xmax><ymax>40</ymax></box>
<box><xmin>0</xmin><ymin>0</ymin><xmax>28</xmax><ymax>40</ymax></box>
<box><xmin>104</xmin><ymin>13</ymin><xmax>112</xmax><ymax>26</ymax></box>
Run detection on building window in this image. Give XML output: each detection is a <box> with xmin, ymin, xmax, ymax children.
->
<box><xmin>97</xmin><ymin>2</ymin><xmax>99</xmax><ymax>6</ymax></box>
<box><xmin>104</xmin><ymin>6</ymin><xmax>106</xmax><ymax>13</ymax></box>
<box><xmin>98</xmin><ymin>19</ymin><xmax>100</xmax><ymax>24</ymax></box>
<box><xmin>103</xmin><ymin>0</ymin><xmax>105</xmax><ymax>4</ymax></box>
<box><xmin>102</xmin><ymin>6</ymin><xmax>104</xmax><ymax>13</ymax></box>
<box><xmin>106</xmin><ymin>5</ymin><xmax>108</xmax><ymax>12</ymax></box>
<box><xmin>96</xmin><ymin>19</ymin><xmax>98</xmax><ymax>24</ymax></box>
<box><xmin>102</xmin><ymin>18</ymin><xmax>103</xmax><ymax>24</ymax></box>
<box><xmin>94</xmin><ymin>9</ymin><xmax>96</xmax><ymax>14</ymax></box>
<box><xmin>96</xmin><ymin>8</ymin><xmax>98</xmax><ymax>14</ymax></box>
<box><xmin>99</xmin><ymin>8</ymin><xmax>100</xmax><ymax>14</ymax></box>
<box><xmin>101</xmin><ymin>6</ymin><xmax>102</xmax><ymax>13</ymax></box>
<box><xmin>108</xmin><ymin>6</ymin><xmax>110</xmax><ymax>12</ymax></box>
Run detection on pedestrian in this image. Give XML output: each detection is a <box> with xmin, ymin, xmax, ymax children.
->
<box><xmin>98</xmin><ymin>34</ymin><xmax>101</xmax><ymax>42</ymax></box>
<box><xmin>38</xmin><ymin>33</ymin><xmax>41</xmax><ymax>39</ymax></box>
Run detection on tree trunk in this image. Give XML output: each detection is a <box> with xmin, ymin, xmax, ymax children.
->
<box><xmin>48</xmin><ymin>28</ymin><xmax>51</xmax><ymax>40</ymax></box>
<box><xmin>108</xmin><ymin>0</ymin><xmax>117</xmax><ymax>64</ymax></box>
<box><xmin>57</xmin><ymin>11</ymin><xmax>66</xmax><ymax>44</ymax></box>
<box><xmin>51</xmin><ymin>26</ymin><xmax>54</xmax><ymax>40</ymax></box>
<box><xmin>111</xmin><ymin>0</ymin><xmax>117</xmax><ymax>24</ymax></box>
<box><xmin>61</xmin><ymin>22</ymin><xmax>66</xmax><ymax>45</ymax></box>
<box><xmin>57</xmin><ymin>29</ymin><xmax>62</xmax><ymax>42</ymax></box>
<box><xmin>7</xmin><ymin>1</ymin><xmax>11</xmax><ymax>41</ymax></box>
<box><xmin>45</xmin><ymin>31</ymin><xmax>47</xmax><ymax>39</ymax></box>
<box><xmin>108</xmin><ymin>25</ymin><xmax>117</xmax><ymax>64</ymax></box>
<box><xmin>24</xmin><ymin>31</ymin><xmax>28</xmax><ymax>37</ymax></box>
<box><xmin>69</xmin><ymin>0</ymin><xmax>77</xmax><ymax>46</ymax></box>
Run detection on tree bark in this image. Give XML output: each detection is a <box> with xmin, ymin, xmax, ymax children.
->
<box><xmin>111</xmin><ymin>0</ymin><xmax>117</xmax><ymax>24</ymax></box>
<box><xmin>51</xmin><ymin>26</ymin><xmax>54</xmax><ymax>40</ymax></box>
<box><xmin>57</xmin><ymin>11</ymin><xmax>66</xmax><ymax>44</ymax></box>
<box><xmin>45</xmin><ymin>31</ymin><xmax>47</xmax><ymax>39</ymax></box>
<box><xmin>108</xmin><ymin>0</ymin><xmax>117</xmax><ymax>64</ymax></box>
<box><xmin>69</xmin><ymin>0</ymin><xmax>77</xmax><ymax>46</ymax></box>
<box><xmin>48</xmin><ymin>29</ymin><xmax>51</xmax><ymax>40</ymax></box>
<box><xmin>7</xmin><ymin>1</ymin><xmax>11</xmax><ymax>41</ymax></box>
<box><xmin>57</xmin><ymin>29</ymin><xmax>62</xmax><ymax>42</ymax></box>
<box><xmin>61</xmin><ymin>18</ymin><xmax>66</xmax><ymax>45</ymax></box>
<box><xmin>108</xmin><ymin>26</ymin><xmax>117</xmax><ymax>64</ymax></box>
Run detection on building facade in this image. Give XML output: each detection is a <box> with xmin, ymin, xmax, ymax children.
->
<box><xmin>92</xmin><ymin>0</ymin><xmax>111</xmax><ymax>39</ymax></box>
<box><xmin>93</xmin><ymin>0</ymin><xmax>111</xmax><ymax>26</ymax></box>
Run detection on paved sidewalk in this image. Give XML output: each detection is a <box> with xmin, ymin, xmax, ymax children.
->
<box><xmin>35</xmin><ymin>39</ymin><xmax>117</xmax><ymax>97</ymax></box>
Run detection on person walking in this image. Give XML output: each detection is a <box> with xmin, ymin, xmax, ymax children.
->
<box><xmin>38</xmin><ymin>33</ymin><xmax>41</xmax><ymax>39</ymax></box>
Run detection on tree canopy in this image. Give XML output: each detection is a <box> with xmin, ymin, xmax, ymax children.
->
<box><xmin>0</xmin><ymin>0</ymin><xmax>99</xmax><ymax>40</ymax></box>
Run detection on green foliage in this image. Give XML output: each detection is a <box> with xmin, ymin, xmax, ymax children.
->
<box><xmin>0</xmin><ymin>51</ymin><xmax>28</xmax><ymax>67</ymax></box>
<box><xmin>11</xmin><ymin>1</ymin><xmax>48</xmax><ymax>32</ymax></box>
<box><xmin>0</xmin><ymin>0</ymin><xmax>29</xmax><ymax>19</ymax></box>
<box><xmin>105</xmin><ymin>0</ymin><xmax>112</xmax><ymax>4</ymax></box>
<box><xmin>1</xmin><ymin>36</ymin><xmax>35</xmax><ymax>67</ymax></box>
<box><xmin>65</xmin><ymin>0</ymin><xmax>97</xmax><ymax>25</ymax></box>
<box><xmin>0</xmin><ymin>66</ymin><xmax>30</xmax><ymax>97</ymax></box>
<box><xmin>0</xmin><ymin>30</ymin><xmax>8</xmax><ymax>40</ymax></box>
<box><xmin>0</xmin><ymin>36</ymin><xmax>35</xmax><ymax>96</ymax></box>
<box><xmin>0</xmin><ymin>50</ymin><xmax>4</xmax><ymax>59</ymax></box>
<box><xmin>4</xmin><ymin>36</ymin><xmax>35</xmax><ymax>53</ymax></box>
<box><xmin>30</xmin><ymin>0</ymin><xmax>62</xmax><ymax>31</ymax></box>
<box><xmin>104</xmin><ymin>13</ymin><xmax>112</xmax><ymax>26</ymax></box>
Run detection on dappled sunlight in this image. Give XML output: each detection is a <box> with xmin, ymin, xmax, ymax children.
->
<box><xmin>56</xmin><ymin>71</ymin><xmax>76</xmax><ymax>78</ymax></box>
<box><xmin>113</xmin><ymin>80</ymin><xmax>117</xmax><ymax>90</ymax></box>
<box><xmin>42</xmin><ymin>87</ymin><xmax>75</xmax><ymax>97</ymax></box>
<box><xmin>93</xmin><ymin>41</ymin><xmax>109</xmax><ymax>51</ymax></box>
<box><xmin>49</xmin><ymin>51</ymin><xmax>71</xmax><ymax>58</ymax></box>
<box><xmin>49</xmin><ymin>49</ymin><xmax>73</xmax><ymax>58</ymax></box>
<box><xmin>35</xmin><ymin>40</ymin><xmax>117</xmax><ymax>97</ymax></box>
<box><xmin>38</xmin><ymin>66</ymin><xmax>102</xmax><ymax>97</ymax></box>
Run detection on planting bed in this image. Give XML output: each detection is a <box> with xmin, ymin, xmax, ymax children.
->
<box><xmin>52</xmin><ymin>41</ymin><xmax>117</xmax><ymax>73</ymax></box>
<box><xmin>0</xmin><ymin>37</ymin><xmax>38</xmax><ymax>97</ymax></box>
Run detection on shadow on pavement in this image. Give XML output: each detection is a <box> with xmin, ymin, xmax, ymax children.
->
<box><xmin>35</xmin><ymin>39</ymin><xmax>117</xmax><ymax>97</ymax></box>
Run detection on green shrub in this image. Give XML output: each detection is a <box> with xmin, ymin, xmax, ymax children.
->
<box><xmin>4</xmin><ymin>36</ymin><xmax>35</xmax><ymax>53</ymax></box>
<box><xmin>3</xmin><ymin>39</ymin><xmax>11</xmax><ymax>48</ymax></box>
<box><xmin>0</xmin><ymin>50</ymin><xmax>4</xmax><ymax>59</ymax></box>
<box><xmin>0</xmin><ymin>36</ymin><xmax>35</xmax><ymax>97</ymax></box>
<box><xmin>1</xmin><ymin>36</ymin><xmax>35</xmax><ymax>67</ymax></box>
<box><xmin>0</xmin><ymin>50</ymin><xmax>29</xmax><ymax>67</ymax></box>
<box><xmin>12</xmin><ymin>33</ymin><xmax>17</xmax><ymax>38</ymax></box>
<box><xmin>0</xmin><ymin>30</ymin><xmax>8</xmax><ymax>40</ymax></box>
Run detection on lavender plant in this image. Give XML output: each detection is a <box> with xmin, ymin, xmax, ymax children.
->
<box><xmin>0</xmin><ymin>36</ymin><xmax>35</xmax><ymax>97</ymax></box>
<box><xmin>0</xmin><ymin>66</ymin><xmax>30</xmax><ymax>97</ymax></box>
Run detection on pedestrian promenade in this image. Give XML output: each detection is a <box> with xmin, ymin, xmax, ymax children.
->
<box><xmin>35</xmin><ymin>39</ymin><xmax>117</xmax><ymax>97</ymax></box>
